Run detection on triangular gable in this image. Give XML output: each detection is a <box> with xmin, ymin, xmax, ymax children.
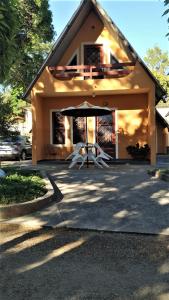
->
<box><xmin>23</xmin><ymin>0</ymin><xmax>166</xmax><ymax>102</ymax></box>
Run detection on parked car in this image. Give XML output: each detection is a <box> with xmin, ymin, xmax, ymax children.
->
<box><xmin>0</xmin><ymin>136</ymin><xmax>32</xmax><ymax>160</ymax></box>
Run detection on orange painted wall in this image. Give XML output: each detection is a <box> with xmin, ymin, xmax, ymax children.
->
<box><xmin>33</xmin><ymin>9</ymin><xmax>155</xmax><ymax>97</ymax></box>
<box><xmin>34</xmin><ymin>94</ymin><xmax>148</xmax><ymax>161</ymax></box>
<box><xmin>58</xmin><ymin>11</ymin><xmax>131</xmax><ymax>66</ymax></box>
<box><xmin>156</xmin><ymin>121</ymin><xmax>168</xmax><ymax>154</ymax></box>
<box><xmin>30</xmin><ymin>7</ymin><xmax>157</xmax><ymax>164</ymax></box>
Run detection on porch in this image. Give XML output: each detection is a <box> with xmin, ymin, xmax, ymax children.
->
<box><xmin>32</xmin><ymin>92</ymin><xmax>155</xmax><ymax>164</ymax></box>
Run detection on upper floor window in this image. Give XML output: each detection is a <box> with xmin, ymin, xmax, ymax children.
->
<box><xmin>84</xmin><ymin>44</ymin><xmax>104</xmax><ymax>79</ymax></box>
<box><xmin>84</xmin><ymin>44</ymin><xmax>103</xmax><ymax>65</ymax></box>
<box><xmin>52</xmin><ymin>112</ymin><xmax>65</xmax><ymax>145</ymax></box>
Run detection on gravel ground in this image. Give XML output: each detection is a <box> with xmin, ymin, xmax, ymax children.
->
<box><xmin>0</xmin><ymin>225</ymin><xmax>169</xmax><ymax>300</ymax></box>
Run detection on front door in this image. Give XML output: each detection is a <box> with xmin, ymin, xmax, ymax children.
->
<box><xmin>96</xmin><ymin>111</ymin><xmax>116</xmax><ymax>158</ymax></box>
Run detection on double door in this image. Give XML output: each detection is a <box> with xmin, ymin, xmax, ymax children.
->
<box><xmin>73</xmin><ymin>111</ymin><xmax>116</xmax><ymax>158</ymax></box>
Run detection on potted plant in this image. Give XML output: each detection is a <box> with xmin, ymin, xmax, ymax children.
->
<box><xmin>126</xmin><ymin>143</ymin><xmax>150</xmax><ymax>160</ymax></box>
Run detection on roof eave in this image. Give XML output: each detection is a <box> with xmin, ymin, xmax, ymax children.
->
<box><xmin>23</xmin><ymin>0</ymin><xmax>166</xmax><ymax>103</ymax></box>
<box><xmin>23</xmin><ymin>0</ymin><xmax>91</xmax><ymax>99</ymax></box>
<box><xmin>93</xmin><ymin>0</ymin><xmax>166</xmax><ymax>104</ymax></box>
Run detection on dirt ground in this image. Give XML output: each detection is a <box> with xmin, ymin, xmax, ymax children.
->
<box><xmin>0</xmin><ymin>224</ymin><xmax>169</xmax><ymax>300</ymax></box>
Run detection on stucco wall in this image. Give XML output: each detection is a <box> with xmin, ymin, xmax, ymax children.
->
<box><xmin>30</xmin><ymin>7</ymin><xmax>156</xmax><ymax>164</ymax></box>
<box><xmin>156</xmin><ymin>121</ymin><xmax>168</xmax><ymax>154</ymax></box>
<box><xmin>34</xmin><ymin>93</ymin><xmax>148</xmax><ymax>161</ymax></box>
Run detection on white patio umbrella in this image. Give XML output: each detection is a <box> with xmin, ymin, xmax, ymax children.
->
<box><xmin>60</xmin><ymin>101</ymin><xmax>112</xmax><ymax>144</ymax></box>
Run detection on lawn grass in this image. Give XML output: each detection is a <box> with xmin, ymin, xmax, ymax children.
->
<box><xmin>0</xmin><ymin>167</ymin><xmax>47</xmax><ymax>205</ymax></box>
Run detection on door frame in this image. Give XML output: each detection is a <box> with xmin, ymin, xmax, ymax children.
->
<box><xmin>94</xmin><ymin>108</ymin><xmax>118</xmax><ymax>159</ymax></box>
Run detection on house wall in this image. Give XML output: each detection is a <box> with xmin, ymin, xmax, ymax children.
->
<box><xmin>31</xmin><ymin>8</ymin><xmax>156</xmax><ymax>165</ymax></box>
<box><xmin>58</xmin><ymin>11</ymin><xmax>131</xmax><ymax>66</ymax></box>
<box><xmin>156</xmin><ymin>121</ymin><xmax>168</xmax><ymax>154</ymax></box>
<box><xmin>33</xmin><ymin>93</ymin><xmax>148</xmax><ymax>161</ymax></box>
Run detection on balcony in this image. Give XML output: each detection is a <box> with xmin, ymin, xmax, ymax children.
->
<box><xmin>48</xmin><ymin>62</ymin><xmax>136</xmax><ymax>81</ymax></box>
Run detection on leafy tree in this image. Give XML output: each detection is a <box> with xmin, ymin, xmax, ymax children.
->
<box><xmin>0</xmin><ymin>93</ymin><xmax>14</xmax><ymax>136</ymax></box>
<box><xmin>144</xmin><ymin>46</ymin><xmax>169</xmax><ymax>75</ymax></box>
<box><xmin>1</xmin><ymin>0</ymin><xmax>55</xmax><ymax>117</ymax></box>
<box><xmin>3</xmin><ymin>87</ymin><xmax>27</xmax><ymax>116</ymax></box>
<box><xmin>144</xmin><ymin>46</ymin><xmax>169</xmax><ymax>106</ymax></box>
<box><xmin>163</xmin><ymin>0</ymin><xmax>169</xmax><ymax>38</ymax></box>
<box><xmin>0</xmin><ymin>0</ymin><xmax>18</xmax><ymax>83</ymax></box>
<box><xmin>5</xmin><ymin>0</ymin><xmax>55</xmax><ymax>90</ymax></box>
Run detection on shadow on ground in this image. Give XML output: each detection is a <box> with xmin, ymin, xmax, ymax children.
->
<box><xmin>46</xmin><ymin>165</ymin><xmax>169</xmax><ymax>235</ymax></box>
<box><xmin>0</xmin><ymin>226</ymin><xmax>169</xmax><ymax>300</ymax></box>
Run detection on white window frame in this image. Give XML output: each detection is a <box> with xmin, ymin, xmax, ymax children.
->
<box><xmin>50</xmin><ymin>109</ymin><xmax>67</xmax><ymax>147</ymax></box>
<box><xmin>94</xmin><ymin>107</ymin><xmax>118</xmax><ymax>159</ymax></box>
<box><xmin>115</xmin><ymin>109</ymin><xmax>118</xmax><ymax>159</ymax></box>
<box><xmin>81</xmin><ymin>42</ymin><xmax>105</xmax><ymax>65</ymax></box>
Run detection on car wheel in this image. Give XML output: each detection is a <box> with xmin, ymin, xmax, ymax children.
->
<box><xmin>20</xmin><ymin>150</ymin><xmax>27</xmax><ymax>160</ymax></box>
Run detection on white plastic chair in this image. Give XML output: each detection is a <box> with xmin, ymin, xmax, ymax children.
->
<box><xmin>94</xmin><ymin>143</ymin><xmax>113</xmax><ymax>167</ymax></box>
<box><xmin>66</xmin><ymin>142</ymin><xmax>85</xmax><ymax>160</ymax></box>
<box><xmin>69</xmin><ymin>152</ymin><xmax>87</xmax><ymax>169</ymax></box>
<box><xmin>94</xmin><ymin>143</ymin><xmax>113</xmax><ymax>160</ymax></box>
<box><xmin>77</xmin><ymin>146</ymin><xmax>102</xmax><ymax>169</ymax></box>
<box><xmin>96</xmin><ymin>157</ymin><xmax>109</xmax><ymax>168</ymax></box>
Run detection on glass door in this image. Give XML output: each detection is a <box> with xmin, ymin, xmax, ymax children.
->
<box><xmin>96</xmin><ymin>111</ymin><xmax>116</xmax><ymax>158</ymax></box>
<box><xmin>73</xmin><ymin>117</ymin><xmax>86</xmax><ymax>144</ymax></box>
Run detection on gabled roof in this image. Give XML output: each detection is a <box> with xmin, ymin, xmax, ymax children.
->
<box><xmin>157</xmin><ymin>107</ymin><xmax>169</xmax><ymax>122</ymax></box>
<box><xmin>156</xmin><ymin>109</ymin><xmax>169</xmax><ymax>129</ymax></box>
<box><xmin>23</xmin><ymin>0</ymin><xmax>166</xmax><ymax>102</ymax></box>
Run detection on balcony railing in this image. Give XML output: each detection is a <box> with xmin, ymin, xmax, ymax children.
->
<box><xmin>48</xmin><ymin>61</ymin><xmax>136</xmax><ymax>80</ymax></box>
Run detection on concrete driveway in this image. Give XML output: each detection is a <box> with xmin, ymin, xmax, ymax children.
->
<box><xmin>46</xmin><ymin>164</ymin><xmax>169</xmax><ymax>235</ymax></box>
<box><xmin>1</xmin><ymin>162</ymin><xmax>169</xmax><ymax>235</ymax></box>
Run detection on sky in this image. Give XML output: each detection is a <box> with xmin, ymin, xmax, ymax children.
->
<box><xmin>49</xmin><ymin>0</ymin><xmax>169</xmax><ymax>60</ymax></box>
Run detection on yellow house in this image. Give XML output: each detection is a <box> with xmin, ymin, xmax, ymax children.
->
<box><xmin>23</xmin><ymin>0</ymin><xmax>167</xmax><ymax>165</ymax></box>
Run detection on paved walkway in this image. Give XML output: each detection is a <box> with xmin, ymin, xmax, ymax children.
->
<box><xmin>2</xmin><ymin>162</ymin><xmax>169</xmax><ymax>235</ymax></box>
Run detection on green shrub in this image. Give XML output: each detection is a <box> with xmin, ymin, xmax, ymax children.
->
<box><xmin>126</xmin><ymin>143</ymin><xmax>150</xmax><ymax>159</ymax></box>
<box><xmin>0</xmin><ymin>168</ymin><xmax>47</xmax><ymax>205</ymax></box>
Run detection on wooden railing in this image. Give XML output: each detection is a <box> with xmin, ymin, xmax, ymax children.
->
<box><xmin>48</xmin><ymin>61</ymin><xmax>136</xmax><ymax>80</ymax></box>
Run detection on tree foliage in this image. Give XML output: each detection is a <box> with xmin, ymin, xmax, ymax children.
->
<box><xmin>144</xmin><ymin>46</ymin><xmax>169</xmax><ymax>75</ymax></box>
<box><xmin>163</xmin><ymin>0</ymin><xmax>169</xmax><ymax>38</ymax></box>
<box><xmin>0</xmin><ymin>0</ymin><xmax>18</xmax><ymax>82</ymax></box>
<box><xmin>144</xmin><ymin>46</ymin><xmax>169</xmax><ymax>107</ymax></box>
<box><xmin>0</xmin><ymin>93</ymin><xmax>14</xmax><ymax>136</ymax></box>
<box><xmin>4</xmin><ymin>0</ymin><xmax>55</xmax><ymax>90</ymax></box>
<box><xmin>1</xmin><ymin>0</ymin><xmax>55</xmax><ymax>118</ymax></box>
